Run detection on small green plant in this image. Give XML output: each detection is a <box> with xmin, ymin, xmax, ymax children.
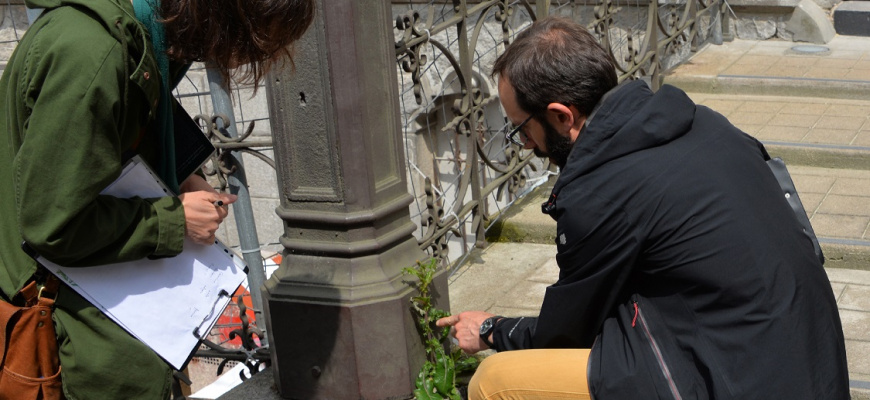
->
<box><xmin>403</xmin><ymin>259</ymin><xmax>479</xmax><ymax>400</ymax></box>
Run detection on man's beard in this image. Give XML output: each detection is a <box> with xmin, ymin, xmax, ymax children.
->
<box><xmin>533</xmin><ymin>118</ymin><xmax>574</xmax><ymax>169</ymax></box>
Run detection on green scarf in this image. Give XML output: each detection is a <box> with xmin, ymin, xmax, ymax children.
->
<box><xmin>132</xmin><ymin>0</ymin><xmax>179</xmax><ymax>192</ymax></box>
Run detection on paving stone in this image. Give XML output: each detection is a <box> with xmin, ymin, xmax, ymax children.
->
<box><xmin>745</xmin><ymin>43</ymin><xmax>792</xmax><ymax>56</ymax></box>
<box><xmin>737</xmin><ymin>100</ymin><xmax>790</xmax><ymax>113</ymax></box>
<box><xmin>769</xmin><ymin>112</ymin><xmax>821</xmax><ymax>127</ymax></box>
<box><xmin>811</xmin><ymin>213</ymin><xmax>870</xmax><ymax>239</ymax></box>
<box><xmin>829</xmin><ymin>282</ymin><xmax>870</xmax><ymax>311</ymax></box>
<box><xmin>840</xmin><ymin>310</ymin><xmax>870</xmax><ymax>341</ymax></box>
<box><xmin>734</xmin><ymin>54</ymin><xmax>781</xmax><ymax>66</ymax></box>
<box><xmin>764</xmin><ymin>65</ymin><xmax>812</xmax><ymax>77</ymax></box>
<box><xmin>729</xmin><ymin>111</ymin><xmax>776</xmax><ymax>126</ymax></box>
<box><xmin>529</xmin><ymin>258</ymin><xmax>560</xmax><ymax>284</ymax></box>
<box><xmin>798</xmin><ymin>192</ymin><xmax>825</xmax><ymax>215</ymax></box>
<box><xmin>756</xmin><ymin>125</ymin><xmax>810</xmax><ymax>141</ymax></box>
<box><xmin>832</xmin><ymin>281</ymin><xmax>847</xmax><ymax>302</ymax></box>
<box><xmin>780</xmin><ymin>55</ymin><xmax>823</xmax><ymax>67</ymax></box>
<box><xmin>845</xmin><ymin>69</ymin><xmax>870</xmax><ymax>80</ymax></box>
<box><xmin>825</xmin><ymin>103</ymin><xmax>870</xmax><ymax>117</ymax></box>
<box><xmin>699</xmin><ymin>99</ymin><xmax>745</xmax><ymax>114</ymax></box>
<box><xmin>722</xmin><ymin>63</ymin><xmax>769</xmax><ymax>76</ymax></box>
<box><xmin>847</xmin><ymin>340</ymin><xmax>870</xmax><ymax>378</ymax></box>
<box><xmin>831</xmin><ymin>177</ymin><xmax>870</xmax><ymax>196</ymax></box>
<box><xmin>804</xmin><ymin>67</ymin><xmax>851</xmax><ymax>79</ymax></box>
<box><xmin>734</xmin><ymin>123</ymin><xmax>763</xmax><ymax>135</ymax></box>
<box><xmin>816</xmin><ymin>115</ymin><xmax>867</xmax><ymax>130</ymax></box>
<box><xmin>447</xmin><ymin>243</ymin><xmax>555</xmax><ymax>313</ymax></box>
<box><xmin>791</xmin><ymin>173</ymin><xmax>835</xmax><ymax>194</ymax></box>
<box><xmin>817</xmin><ymin>195</ymin><xmax>870</xmax><ymax>216</ymax></box>
<box><xmin>496</xmin><ymin>280</ymin><xmax>548</xmax><ymax>310</ymax></box>
<box><xmin>815</xmin><ymin>57</ymin><xmax>860</xmax><ymax>69</ymax></box>
<box><xmin>779</xmin><ymin>101</ymin><xmax>830</xmax><ymax>115</ymax></box>
<box><xmin>827</xmin><ymin>268</ymin><xmax>870</xmax><ymax>286</ymax></box>
<box><xmin>804</xmin><ymin>128</ymin><xmax>859</xmax><ymax>144</ymax></box>
<box><xmin>672</xmin><ymin>62</ymin><xmax>723</xmax><ymax>76</ymax></box>
<box><xmin>486</xmin><ymin>306</ymin><xmax>539</xmax><ymax>318</ymax></box>
<box><xmin>685</xmin><ymin>93</ymin><xmax>709</xmax><ymax>104</ymax></box>
<box><xmin>821</xmin><ymin>49</ymin><xmax>864</xmax><ymax>61</ymax></box>
<box><xmin>854</xmin><ymin>130</ymin><xmax>870</xmax><ymax>146</ymax></box>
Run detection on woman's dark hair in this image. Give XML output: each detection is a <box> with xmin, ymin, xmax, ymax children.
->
<box><xmin>161</xmin><ymin>0</ymin><xmax>316</xmax><ymax>85</ymax></box>
<box><xmin>492</xmin><ymin>16</ymin><xmax>618</xmax><ymax>117</ymax></box>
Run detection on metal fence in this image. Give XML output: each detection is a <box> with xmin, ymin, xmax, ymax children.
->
<box><xmin>394</xmin><ymin>0</ymin><xmax>722</xmax><ymax>271</ymax></box>
<box><xmin>0</xmin><ymin>0</ymin><xmax>723</xmax><ymax>391</ymax></box>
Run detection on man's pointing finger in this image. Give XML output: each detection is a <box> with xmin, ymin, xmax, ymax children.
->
<box><xmin>435</xmin><ymin>315</ymin><xmax>458</xmax><ymax>327</ymax></box>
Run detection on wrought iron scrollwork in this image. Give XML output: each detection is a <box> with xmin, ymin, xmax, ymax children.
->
<box><xmin>197</xmin><ymin>114</ymin><xmax>274</xmax><ymax>191</ymax></box>
<box><xmin>196</xmin><ymin>295</ymin><xmax>269</xmax><ymax>381</ymax></box>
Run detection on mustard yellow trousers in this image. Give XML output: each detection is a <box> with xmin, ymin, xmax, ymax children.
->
<box><xmin>468</xmin><ymin>349</ymin><xmax>592</xmax><ymax>400</ymax></box>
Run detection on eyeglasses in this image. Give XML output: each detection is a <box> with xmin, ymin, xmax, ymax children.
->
<box><xmin>504</xmin><ymin>115</ymin><xmax>534</xmax><ymax>146</ymax></box>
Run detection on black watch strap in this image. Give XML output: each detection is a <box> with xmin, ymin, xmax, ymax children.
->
<box><xmin>479</xmin><ymin>316</ymin><xmax>503</xmax><ymax>348</ymax></box>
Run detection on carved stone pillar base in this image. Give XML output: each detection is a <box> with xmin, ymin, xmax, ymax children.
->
<box><xmin>262</xmin><ymin>239</ymin><xmax>449</xmax><ymax>399</ymax></box>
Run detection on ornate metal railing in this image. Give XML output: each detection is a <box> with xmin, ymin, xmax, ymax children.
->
<box><xmin>395</xmin><ymin>0</ymin><xmax>723</xmax><ymax>270</ymax></box>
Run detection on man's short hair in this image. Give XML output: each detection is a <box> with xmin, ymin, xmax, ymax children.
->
<box><xmin>492</xmin><ymin>16</ymin><xmax>618</xmax><ymax>117</ymax></box>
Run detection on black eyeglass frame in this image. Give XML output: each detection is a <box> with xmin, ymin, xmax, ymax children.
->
<box><xmin>504</xmin><ymin>114</ymin><xmax>534</xmax><ymax>146</ymax></box>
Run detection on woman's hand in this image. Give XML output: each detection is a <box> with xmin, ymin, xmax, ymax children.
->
<box><xmin>179</xmin><ymin>174</ymin><xmax>216</xmax><ymax>194</ymax></box>
<box><xmin>178</xmin><ymin>191</ymin><xmax>237</xmax><ymax>245</ymax></box>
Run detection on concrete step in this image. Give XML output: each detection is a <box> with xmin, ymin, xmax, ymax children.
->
<box><xmin>662</xmin><ymin>35</ymin><xmax>870</xmax><ymax>101</ymax></box>
<box><xmin>834</xmin><ymin>1</ymin><xmax>870</xmax><ymax>37</ymax></box>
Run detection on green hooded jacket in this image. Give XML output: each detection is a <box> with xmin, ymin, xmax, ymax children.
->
<box><xmin>0</xmin><ymin>0</ymin><xmax>189</xmax><ymax>398</ymax></box>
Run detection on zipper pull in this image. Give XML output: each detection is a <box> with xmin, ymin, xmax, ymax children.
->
<box><xmin>541</xmin><ymin>193</ymin><xmax>557</xmax><ymax>214</ymax></box>
<box><xmin>632</xmin><ymin>301</ymin><xmax>639</xmax><ymax>328</ymax></box>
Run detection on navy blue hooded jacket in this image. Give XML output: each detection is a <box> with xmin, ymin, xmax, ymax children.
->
<box><xmin>491</xmin><ymin>80</ymin><xmax>848</xmax><ymax>399</ymax></box>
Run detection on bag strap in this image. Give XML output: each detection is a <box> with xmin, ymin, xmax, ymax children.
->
<box><xmin>755</xmin><ymin>139</ymin><xmax>825</xmax><ymax>265</ymax></box>
<box><xmin>0</xmin><ymin>298</ymin><xmax>22</xmax><ymax>364</ymax></box>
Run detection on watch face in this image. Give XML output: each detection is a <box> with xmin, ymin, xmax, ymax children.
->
<box><xmin>480</xmin><ymin>318</ymin><xmax>493</xmax><ymax>335</ymax></box>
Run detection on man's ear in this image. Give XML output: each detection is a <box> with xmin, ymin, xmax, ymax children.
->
<box><xmin>546</xmin><ymin>102</ymin><xmax>586</xmax><ymax>141</ymax></box>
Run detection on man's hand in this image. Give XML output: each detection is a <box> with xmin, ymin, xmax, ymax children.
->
<box><xmin>178</xmin><ymin>191</ymin><xmax>237</xmax><ymax>245</ymax></box>
<box><xmin>436</xmin><ymin>311</ymin><xmax>496</xmax><ymax>354</ymax></box>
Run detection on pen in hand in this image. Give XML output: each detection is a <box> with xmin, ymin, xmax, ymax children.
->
<box><xmin>213</xmin><ymin>200</ymin><xmax>224</xmax><ymax>207</ymax></box>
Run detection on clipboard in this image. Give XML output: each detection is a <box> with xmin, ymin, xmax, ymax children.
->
<box><xmin>34</xmin><ymin>156</ymin><xmax>248</xmax><ymax>370</ymax></box>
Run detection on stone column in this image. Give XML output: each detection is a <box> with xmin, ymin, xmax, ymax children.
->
<box><xmin>261</xmin><ymin>1</ymin><xmax>448</xmax><ymax>399</ymax></box>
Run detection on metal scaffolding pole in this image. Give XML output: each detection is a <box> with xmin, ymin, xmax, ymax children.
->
<box><xmin>206</xmin><ymin>69</ymin><xmax>268</xmax><ymax>345</ymax></box>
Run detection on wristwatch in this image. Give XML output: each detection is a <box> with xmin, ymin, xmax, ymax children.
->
<box><xmin>479</xmin><ymin>316</ymin><xmax>503</xmax><ymax>348</ymax></box>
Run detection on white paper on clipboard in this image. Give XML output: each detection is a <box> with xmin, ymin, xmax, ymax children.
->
<box><xmin>39</xmin><ymin>156</ymin><xmax>247</xmax><ymax>370</ymax></box>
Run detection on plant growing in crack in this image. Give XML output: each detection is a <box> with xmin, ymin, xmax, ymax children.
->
<box><xmin>403</xmin><ymin>258</ymin><xmax>479</xmax><ymax>400</ymax></box>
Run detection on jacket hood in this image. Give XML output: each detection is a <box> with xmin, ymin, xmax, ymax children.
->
<box><xmin>26</xmin><ymin>0</ymin><xmax>161</xmax><ymax>117</ymax></box>
<box><xmin>547</xmin><ymin>80</ymin><xmax>696</xmax><ymax>207</ymax></box>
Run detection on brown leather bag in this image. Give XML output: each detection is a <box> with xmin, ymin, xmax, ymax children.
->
<box><xmin>0</xmin><ymin>277</ymin><xmax>63</xmax><ymax>400</ymax></box>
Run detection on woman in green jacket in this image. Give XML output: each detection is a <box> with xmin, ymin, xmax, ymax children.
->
<box><xmin>0</xmin><ymin>0</ymin><xmax>314</xmax><ymax>398</ymax></box>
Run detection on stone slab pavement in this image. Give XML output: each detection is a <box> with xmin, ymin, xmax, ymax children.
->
<box><xmin>664</xmin><ymin>35</ymin><xmax>870</xmax><ymax>100</ymax></box>
<box><xmin>447</xmin><ymin>242</ymin><xmax>870</xmax><ymax>398</ymax></box>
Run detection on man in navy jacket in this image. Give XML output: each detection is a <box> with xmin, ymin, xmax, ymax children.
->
<box><xmin>438</xmin><ymin>16</ymin><xmax>848</xmax><ymax>399</ymax></box>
